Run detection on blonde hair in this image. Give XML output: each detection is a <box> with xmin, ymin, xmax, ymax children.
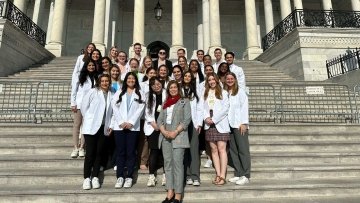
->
<box><xmin>140</xmin><ymin>56</ymin><xmax>153</xmax><ymax>73</ymax></box>
<box><xmin>204</xmin><ymin>73</ymin><xmax>223</xmax><ymax>100</ymax></box>
<box><xmin>223</xmin><ymin>72</ymin><xmax>239</xmax><ymax>96</ymax></box>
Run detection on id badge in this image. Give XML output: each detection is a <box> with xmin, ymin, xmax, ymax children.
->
<box><xmin>157</xmin><ymin>105</ymin><xmax>162</xmax><ymax>112</ymax></box>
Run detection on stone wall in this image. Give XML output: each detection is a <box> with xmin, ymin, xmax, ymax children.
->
<box><xmin>326</xmin><ymin>70</ymin><xmax>360</xmax><ymax>90</ymax></box>
<box><xmin>0</xmin><ymin>19</ymin><xmax>54</xmax><ymax>77</ymax></box>
<box><xmin>256</xmin><ymin>28</ymin><xmax>360</xmax><ymax>81</ymax></box>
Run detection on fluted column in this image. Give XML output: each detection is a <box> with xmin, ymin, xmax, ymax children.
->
<box><xmin>92</xmin><ymin>0</ymin><xmax>106</xmax><ymax>55</ymax></box>
<box><xmin>293</xmin><ymin>0</ymin><xmax>303</xmax><ymax>9</ymax></box>
<box><xmin>129</xmin><ymin>0</ymin><xmax>146</xmax><ymax>58</ymax></box>
<box><xmin>280</xmin><ymin>0</ymin><xmax>292</xmax><ymax>20</ymax></box>
<box><xmin>264</xmin><ymin>0</ymin><xmax>274</xmax><ymax>33</ymax></box>
<box><xmin>243</xmin><ymin>0</ymin><xmax>262</xmax><ymax>60</ymax></box>
<box><xmin>45</xmin><ymin>0</ymin><xmax>67</xmax><ymax>56</ymax></box>
<box><xmin>209</xmin><ymin>0</ymin><xmax>221</xmax><ymax>47</ymax></box>
<box><xmin>32</xmin><ymin>0</ymin><xmax>44</xmax><ymax>25</ymax></box>
<box><xmin>202</xmin><ymin>0</ymin><xmax>210</xmax><ymax>53</ymax></box>
<box><xmin>170</xmin><ymin>0</ymin><xmax>186</xmax><ymax>59</ymax></box>
<box><xmin>351</xmin><ymin>0</ymin><xmax>360</xmax><ymax>11</ymax></box>
<box><xmin>45</xmin><ymin>0</ymin><xmax>54</xmax><ymax>44</ymax></box>
<box><xmin>322</xmin><ymin>0</ymin><xmax>332</xmax><ymax>10</ymax></box>
<box><xmin>13</xmin><ymin>0</ymin><xmax>27</xmax><ymax>13</ymax></box>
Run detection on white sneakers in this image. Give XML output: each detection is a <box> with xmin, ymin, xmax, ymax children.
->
<box><xmin>161</xmin><ymin>174</ymin><xmax>166</xmax><ymax>186</ymax></box>
<box><xmin>78</xmin><ymin>148</ymin><xmax>85</xmax><ymax>157</ymax></box>
<box><xmin>147</xmin><ymin>174</ymin><xmax>157</xmax><ymax>187</ymax></box>
<box><xmin>82</xmin><ymin>178</ymin><xmax>91</xmax><ymax>190</ymax></box>
<box><xmin>71</xmin><ymin>148</ymin><xmax>85</xmax><ymax>158</ymax></box>
<box><xmin>192</xmin><ymin>180</ymin><xmax>201</xmax><ymax>186</ymax></box>
<box><xmin>123</xmin><ymin>178</ymin><xmax>133</xmax><ymax>188</ymax></box>
<box><xmin>228</xmin><ymin>176</ymin><xmax>241</xmax><ymax>183</ymax></box>
<box><xmin>186</xmin><ymin>178</ymin><xmax>194</xmax><ymax>185</ymax></box>
<box><xmin>235</xmin><ymin>176</ymin><xmax>250</xmax><ymax>185</ymax></box>
<box><xmin>92</xmin><ymin>177</ymin><xmax>100</xmax><ymax>189</ymax></box>
<box><xmin>115</xmin><ymin>177</ymin><xmax>124</xmax><ymax>188</ymax></box>
<box><xmin>71</xmin><ymin>149</ymin><xmax>79</xmax><ymax>158</ymax></box>
<box><xmin>203</xmin><ymin>159</ymin><xmax>212</xmax><ymax>168</ymax></box>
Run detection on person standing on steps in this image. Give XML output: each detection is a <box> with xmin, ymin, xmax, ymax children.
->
<box><xmin>81</xmin><ymin>74</ymin><xmax>113</xmax><ymax>190</ymax></box>
<box><xmin>70</xmin><ymin>59</ymin><xmax>98</xmax><ymax>158</ymax></box>
<box><xmin>224</xmin><ymin>72</ymin><xmax>251</xmax><ymax>185</ymax></box>
<box><xmin>158</xmin><ymin>81</ymin><xmax>191</xmax><ymax>203</ymax></box>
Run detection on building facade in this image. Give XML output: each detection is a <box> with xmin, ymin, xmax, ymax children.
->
<box><xmin>12</xmin><ymin>0</ymin><xmax>360</xmax><ymax>59</ymax></box>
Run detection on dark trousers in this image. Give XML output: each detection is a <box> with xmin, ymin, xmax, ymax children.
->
<box><xmin>148</xmin><ymin>148</ymin><xmax>163</xmax><ymax>175</ymax></box>
<box><xmin>229</xmin><ymin>128</ymin><xmax>251</xmax><ymax>178</ymax></box>
<box><xmin>184</xmin><ymin>122</ymin><xmax>200</xmax><ymax>181</ymax></box>
<box><xmin>83</xmin><ymin>125</ymin><xmax>106</xmax><ymax>179</ymax></box>
<box><xmin>114</xmin><ymin>130</ymin><xmax>139</xmax><ymax>179</ymax></box>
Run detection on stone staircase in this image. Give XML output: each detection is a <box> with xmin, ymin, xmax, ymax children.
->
<box><xmin>0</xmin><ymin>57</ymin><xmax>360</xmax><ymax>202</ymax></box>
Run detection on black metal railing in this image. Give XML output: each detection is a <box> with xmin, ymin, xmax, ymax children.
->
<box><xmin>0</xmin><ymin>0</ymin><xmax>46</xmax><ymax>46</ymax></box>
<box><xmin>262</xmin><ymin>9</ymin><xmax>360</xmax><ymax>50</ymax></box>
<box><xmin>326</xmin><ymin>48</ymin><xmax>360</xmax><ymax>78</ymax></box>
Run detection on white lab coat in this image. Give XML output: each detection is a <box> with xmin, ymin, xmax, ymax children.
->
<box><xmin>71</xmin><ymin>55</ymin><xmax>84</xmax><ymax>85</ymax></box>
<box><xmin>144</xmin><ymin>89</ymin><xmax>167</xmax><ymax>136</ymax></box>
<box><xmin>80</xmin><ymin>88</ymin><xmax>113</xmax><ymax>136</ymax></box>
<box><xmin>228</xmin><ymin>88</ymin><xmax>249</xmax><ymax>128</ymax></box>
<box><xmin>110</xmin><ymin>89</ymin><xmax>145</xmax><ymax>131</ymax></box>
<box><xmin>181</xmin><ymin>88</ymin><xmax>203</xmax><ymax>128</ymax></box>
<box><xmin>229</xmin><ymin>64</ymin><xmax>246</xmax><ymax>91</ymax></box>
<box><xmin>70</xmin><ymin>76</ymin><xmax>95</xmax><ymax>108</ymax></box>
<box><xmin>202</xmin><ymin>90</ymin><xmax>230</xmax><ymax>133</ymax></box>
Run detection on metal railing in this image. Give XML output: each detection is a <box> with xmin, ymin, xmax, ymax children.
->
<box><xmin>0</xmin><ymin>0</ymin><xmax>46</xmax><ymax>46</ymax></box>
<box><xmin>326</xmin><ymin>48</ymin><xmax>360</xmax><ymax>78</ymax></box>
<box><xmin>0</xmin><ymin>81</ymin><xmax>359</xmax><ymax>124</ymax></box>
<box><xmin>0</xmin><ymin>81</ymin><xmax>72</xmax><ymax>123</ymax></box>
<box><xmin>262</xmin><ymin>9</ymin><xmax>360</xmax><ymax>50</ymax></box>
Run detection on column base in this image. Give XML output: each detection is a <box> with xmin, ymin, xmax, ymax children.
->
<box><xmin>208</xmin><ymin>46</ymin><xmax>226</xmax><ymax>59</ymax></box>
<box><xmin>94</xmin><ymin>43</ymin><xmax>106</xmax><ymax>56</ymax></box>
<box><xmin>45</xmin><ymin>43</ymin><xmax>64</xmax><ymax>57</ymax></box>
<box><xmin>169</xmin><ymin>46</ymin><xmax>187</xmax><ymax>60</ymax></box>
<box><xmin>243</xmin><ymin>47</ymin><xmax>263</xmax><ymax>60</ymax></box>
<box><xmin>128</xmin><ymin>45</ymin><xmax>147</xmax><ymax>59</ymax></box>
<box><xmin>190</xmin><ymin>50</ymin><xmax>199</xmax><ymax>60</ymax></box>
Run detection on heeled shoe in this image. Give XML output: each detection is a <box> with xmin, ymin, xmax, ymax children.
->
<box><xmin>161</xmin><ymin>195</ymin><xmax>174</xmax><ymax>203</ymax></box>
<box><xmin>173</xmin><ymin>199</ymin><xmax>181</xmax><ymax>203</ymax></box>
<box><xmin>215</xmin><ymin>176</ymin><xmax>226</xmax><ymax>186</ymax></box>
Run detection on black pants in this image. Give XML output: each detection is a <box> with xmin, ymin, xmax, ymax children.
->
<box><xmin>148</xmin><ymin>148</ymin><xmax>164</xmax><ymax>174</ymax></box>
<box><xmin>83</xmin><ymin>125</ymin><xmax>106</xmax><ymax>178</ymax></box>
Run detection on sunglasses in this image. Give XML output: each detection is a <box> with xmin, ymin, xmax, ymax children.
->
<box><xmin>159</xmin><ymin>52</ymin><xmax>166</xmax><ymax>54</ymax></box>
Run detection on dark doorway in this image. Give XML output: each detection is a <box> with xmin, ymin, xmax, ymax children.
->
<box><xmin>147</xmin><ymin>41</ymin><xmax>170</xmax><ymax>59</ymax></box>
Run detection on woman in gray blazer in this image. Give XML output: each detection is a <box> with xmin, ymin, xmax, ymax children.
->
<box><xmin>157</xmin><ymin>80</ymin><xmax>191</xmax><ymax>203</ymax></box>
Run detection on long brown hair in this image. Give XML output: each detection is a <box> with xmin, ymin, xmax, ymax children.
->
<box><xmin>204</xmin><ymin>73</ymin><xmax>222</xmax><ymax>100</ymax></box>
<box><xmin>223</xmin><ymin>72</ymin><xmax>238</xmax><ymax>96</ymax></box>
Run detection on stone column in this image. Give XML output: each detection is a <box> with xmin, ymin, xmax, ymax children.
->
<box><xmin>243</xmin><ymin>0</ymin><xmax>262</xmax><ymax>60</ymax></box>
<box><xmin>45</xmin><ymin>0</ymin><xmax>54</xmax><ymax>44</ymax></box>
<box><xmin>293</xmin><ymin>0</ymin><xmax>303</xmax><ymax>9</ymax></box>
<box><xmin>32</xmin><ymin>0</ymin><xmax>44</xmax><ymax>26</ymax></box>
<box><xmin>280</xmin><ymin>0</ymin><xmax>292</xmax><ymax>20</ymax></box>
<box><xmin>13</xmin><ymin>0</ymin><xmax>27</xmax><ymax>13</ymax></box>
<box><xmin>202</xmin><ymin>0</ymin><xmax>210</xmax><ymax>53</ymax></box>
<box><xmin>264</xmin><ymin>0</ymin><xmax>274</xmax><ymax>33</ymax></box>
<box><xmin>129</xmin><ymin>0</ymin><xmax>146</xmax><ymax>58</ymax></box>
<box><xmin>322</xmin><ymin>0</ymin><xmax>333</xmax><ymax>10</ymax></box>
<box><xmin>170</xmin><ymin>0</ymin><xmax>186</xmax><ymax>59</ymax></box>
<box><xmin>208</xmin><ymin>0</ymin><xmax>225</xmax><ymax>55</ymax></box>
<box><xmin>92</xmin><ymin>0</ymin><xmax>106</xmax><ymax>55</ymax></box>
<box><xmin>45</xmin><ymin>0</ymin><xmax>66</xmax><ymax>57</ymax></box>
<box><xmin>351</xmin><ymin>0</ymin><xmax>360</xmax><ymax>11</ymax></box>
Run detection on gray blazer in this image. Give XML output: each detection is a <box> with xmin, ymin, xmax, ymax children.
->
<box><xmin>157</xmin><ymin>98</ymin><xmax>191</xmax><ymax>149</ymax></box>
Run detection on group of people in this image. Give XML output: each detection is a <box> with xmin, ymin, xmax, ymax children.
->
<box><xmin>70</xmin><ymin>42</ymin><xmax>251</xmax><ymax>203</ymax></box>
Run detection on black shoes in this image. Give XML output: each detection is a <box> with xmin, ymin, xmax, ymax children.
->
<box><xmin>161</xmin><ymin>196</ymin><xmax>174</xmax><ymax>203</ymax></box>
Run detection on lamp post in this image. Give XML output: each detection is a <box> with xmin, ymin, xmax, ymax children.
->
<box><xmin>154</xmin><ymin>0</ymin><xmax>162</xmax><ymax>21</ymax></box>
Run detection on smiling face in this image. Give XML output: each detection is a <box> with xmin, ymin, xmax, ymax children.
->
<box><xmin>110</xmin><ymin>66</ymin><xmax>120</xmax><ymax>80</ymax></box>
<box><xmin>102</xmin><ymin>58</ymin><xmax>110</xmax><ymax>71</ymax></box>
<box><xmin>146</xmin><ymin>69</ymin><xmax>157</xmax><ymax>80</ymax></box>
<box><xmin>204</xmin><ymin>65</ymin><xmax>214</xmax><ymax>76</ymax></box>
<box><xmin>100</xmin><ymin>76</ymin><xmax>110</xmax><ymax>91</ymax></box>
<box><xmin>172</xmin><ymin>67</ymin><xmax>182</xmax><ymax>81</ymax></box>
<box><xmin>158</xmin><ymin>49</ymin><xmax>166</xmax><ymax>60</ymax></box>
<box><xmin>204</xmin><ymin>56</ymin><xmax>212</xmax><ymax>66</ymax></box>
<box><xmin>130</xmin><ymin>59</ymin><xmax>139</xmax><ymax>72</ymax></box>
<box><xmin>144</xmin><ymin>58</ymin><xmax>152</xmax><ymax>69</ymax></box>
<box><xmin>134</xmin><ymin>45</ymin><xmax>142</xmax><ymax>55</ymax></box>
<box><xmin>158</xmin><ymin>66</ymin><xmax>168</xmax><ymax>78</ymax></box>
<box><xmin>117</xmin><ymin>52</ymin><xmax>127</xmax><ymax>64</ymax></box>
<box><xmin>178</xmin><ymin>57</ymin><xmax>187</xmax><ymax>69</ymax></box>
<box><xmin>126</xmin><ymin>74</ymin><xmax>136</xmax><ymax>88</ymax></box>
<box><xmin>197</xmin><ymin>51</ymin><xmax>204</xmax><ymax>62</ymax></box>
<box><xmin>91</xmin><ymin>51</ymin><xmax>100</xmax><ymax>61</ymax></box>
<box><xmin>225</xmin><ymin>54</ymin><xmax>234</xmax><ymax>65</ymax></box>
<box><xmin>110</xmin><ymin>47</ymin><xmax>118</xmax><ymax>58</ymax></box>
<box><xmin>225</xmin><ymin>74</ymin><xmax>236</xmax><ymax>88</ymax></box>
<box><xmin>214</xmin><ymin>50</ymin><xmax>222</xmax><ymax>61</ymax></box>
<box><xmin>183</xmin><ymin>72</ymin><xmax>192</xmax><ymax>84</ymax></box>
<box><xmin>169</xmin><ymin>83</ymin><xmax>179</xmax><ymax>97</ymax></box>
<box><xmin>151</xmin><ymin>79</ymin><xmax>163</xmax><ymax>93</ymax></box>
<box><xmin>219</xmin><ymin>63</ymin><xmax>229</xmax><ymax>73</ymax></box>
<box><xmin>87</xmin><ymin>62</ymin><xmax>96</xmax><ymax>73</ymax></box>
<box><xmin>189</xmin><ymin>61</ymin><xmax>198</xmax><ymax>73</ymax></box>
<box><xmin>87</xmin><ymin>44</ymin><xmax>95</xmax><ymax>54</ymax></box>
<box><xmin>207</xmin><ymin>75</ymin><xmax>217</xmax><ymax>89</ymax></box>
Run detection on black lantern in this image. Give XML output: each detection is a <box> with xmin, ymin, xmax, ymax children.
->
<box><xmin>154</xmin><ymin>1</ymin><xmax>162</xmax><ymax>21</ymax></box>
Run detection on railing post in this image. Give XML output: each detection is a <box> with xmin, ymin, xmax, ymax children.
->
<box><xmin>356</xmin><ymin>47</ymin><xmax>360</xmax><ymax>70</ymax></box>
<box><xmin>340</xmin><ymin>55</ymin><xmax>346</xmax><ymax>74</ymax></box>
<box><xmin>0</xmin><ymin>0</ymin><xmax>8</xmax><ymax>17</ymax></box>
<box><xmin>326</xmin><ymin>60</ymin><xmax>331</xmax><ymax>78</ymax></box>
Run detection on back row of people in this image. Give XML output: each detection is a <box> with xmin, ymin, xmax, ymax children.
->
<box><xmin>70</xmin><ymin>42</ymin><xmax>251</xmax><ymax>203</ymax></box>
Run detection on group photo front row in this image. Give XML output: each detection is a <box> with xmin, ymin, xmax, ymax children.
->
<box><xmin>70</xmin><ymin>42</ymin><xmax>250</xmax><ymax>203</ymax></box>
